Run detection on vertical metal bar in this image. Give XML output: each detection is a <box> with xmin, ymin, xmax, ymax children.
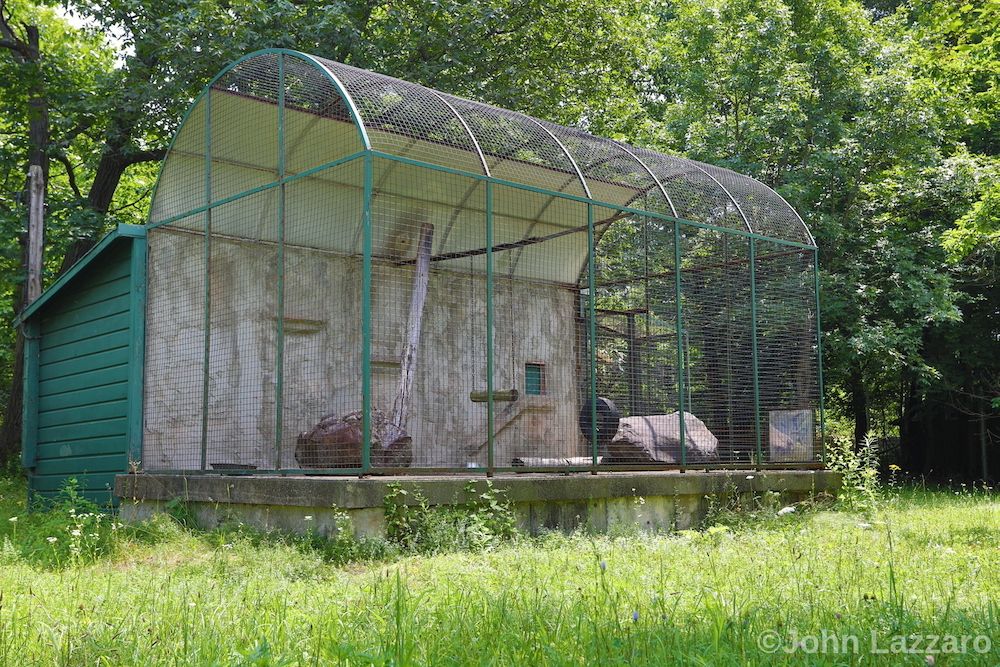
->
<box><xmin>813</xmin><ymin>249</ymin><xmax>826</xmax><ymax>465</ymax></box>
<box><xmin>361</xmin><ymin>152</ymin><xmax>373</xmax><ymax>474</ymax></box>
<box><xmin>199</xmin><ymin>90</ymin><xmax>212</xmax><ymax>472</ymax></box>
<box><xmin>486</xmin><ymin>181</ymin><xmax>495</xmax><ymax>476</ymax></box>
<box><xmin>750</xmin><ymin>237</ymin><xmax>763</xmax><ymax>468</ymax></box>
<box><xmin>274</xmin><ymin>54</ymin><xmax>286</xmax><ymax>470</ymax></box>
<box><xmin>126</xmin><ymin>233</ymin><xmax>148</xmax><ymax>467</ymax></box>
<box><xmin>588</xmin><ymin>204</ymin><xmax>598</xmax><ymax>469</ymax></box>
<box><xmin>674</xmin><ymin>222</ymin><xmax>686</xmax><ymax>470</ymax></box>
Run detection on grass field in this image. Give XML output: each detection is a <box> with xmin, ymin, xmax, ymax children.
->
<box><xmin>0</xmin><ymin>475</ymin><xmax>997</xmax><ymax>666</ymax></box>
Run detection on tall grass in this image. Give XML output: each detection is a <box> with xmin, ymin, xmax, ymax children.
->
<box><xmin>0</xmin><ymin>473</ymin><xmax>997</xmax><ymax>665</ymax></box>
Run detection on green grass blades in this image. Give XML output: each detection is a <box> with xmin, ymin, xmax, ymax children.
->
<box><xmin>0</xmin><ymin>476</ymin><xmax>997</xmax><ymax>665</ymax></box>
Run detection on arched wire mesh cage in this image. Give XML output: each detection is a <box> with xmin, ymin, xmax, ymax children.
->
<box><xmin>143</xmin><ymin>49</ymin><xmax>824</xmax><ymax>474</ymax></box>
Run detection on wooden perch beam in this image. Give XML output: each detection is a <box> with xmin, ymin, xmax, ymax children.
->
<box><xmin>393</xmin><ymin>211</ymin><xmax>628</xmax><ymax>266</ymax></box>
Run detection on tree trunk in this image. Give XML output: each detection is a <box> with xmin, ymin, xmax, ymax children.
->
<box><xmin>58</xmin><ymin>146</ymin><xmax>128</xmax><ymax>271</ymax></box>
<box><xmin>849</xmin><ymin>365</ymin><xmax>869</xmax><ymax>446</ymax></box>
<box><xmin>0</xmin><ymin>24</ymin><xmax>48</xmax><ymax>468</ymax></box>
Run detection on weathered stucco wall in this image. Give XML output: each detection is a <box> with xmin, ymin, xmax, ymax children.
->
<box><xmin>143</xmin><ymin>228</ymin><xmax>583</xmax><ymax>470</ymax></box>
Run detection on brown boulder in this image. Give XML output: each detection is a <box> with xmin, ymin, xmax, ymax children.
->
<box><xmin>295</xmin><ymin>409</ymin><xmax>412</xmax><ymax>469</ymax></box>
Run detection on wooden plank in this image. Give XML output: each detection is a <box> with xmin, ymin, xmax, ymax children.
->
<box><xmin>41</xmin><ymin>310</ymin><xmax>130</xmax><ymax>350</ymax></box>
<box><xmin>38</xmin><ymin>417</ymin><xmax>127</xmax><ymax>444</ymax></box>
<box><xmin>40</xmin><ymin>329</ymin><xmax>130</xmax><ymax>365</ymax></box>
<box><xmin>39</xmin><ymin>347</ymin><xmax>129</xmax><ymax>382</ymax></box>
<box><xmin>21</xmin><ymin>320</ymin><xmax>40</xmax><ymax>468</ymax></box>
<box><xmin>39</xmin><ymin>293</ymin><xmax>130</xmax><ymax>335</ymax></box>
<box><xmin>36</xmin><ymin>436</ymin><xmax>129</xmax><ymax>460</ymax></box>
<box><xmin>30</xmin><ymin>471</ymin><xmax>119</xmax><ymax>494</ymax></box>
<box><xmin>38</xmin><ymin>399</ymin><xmax>128</xmax><ymax>428</ymax></box>
<box><xmin>34</xmin><ymin>453</ymin><xmax>127</xmax><ymax>476</ymax></box>
<box><xmin>44</xmin><ymin>272</ymin><xmax>131</xmax><ymax>313</ymax></box>
<box><xmin>38</xmin><ymin>381</ymin><xmax>127</xmax><ymax>413</ymax></box>
<box><xmin>16</xmin><ymin>228</ymin><xmax>134</xmax><ymax>326</ymax></box>
<box><xmin>40</xmin><ymin>365</ymin><xmax>128</xmax><ymax>396</ymax></box>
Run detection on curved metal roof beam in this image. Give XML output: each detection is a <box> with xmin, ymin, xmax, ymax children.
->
<box><xmin>522</xmin><ymin>117</ymin><xmax>592</xmax><ymax>199</ymax></box>
<box><xmin>428</xmin><ymin>91</ymin><xmax>491</xmax><ymax>177</ymax></box>
<box><xmin>612</xmin><ymin>141</ymin><xmax>678</xmax><ymax>219</ymax></box>
<box><xmin>765</xmin><ymin>187</ymin><xmax>815</xmax><ymax>246</ymax></box>
<box><xmin>299</xmin><ymin>52</ymin><xmax>371</xmax><ymax>150</ymax></box>
<box><xmin>686</xmin><ymin>161</ymin><xmax>753</xmax><ymax>234</ymax></box>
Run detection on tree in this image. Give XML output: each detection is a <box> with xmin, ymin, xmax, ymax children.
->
<box><xmin>0</xmin><ymin>0</ymin><xmax>655</xmax><ymax>465</ymax></box>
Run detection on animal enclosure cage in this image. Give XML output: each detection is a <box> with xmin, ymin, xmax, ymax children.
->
<box><xmin>143</xmin><ymin>48</ymin><xmax>824</xmax><ymax>475</ymax></box>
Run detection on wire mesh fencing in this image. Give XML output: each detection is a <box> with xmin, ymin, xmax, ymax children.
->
<box><xmin>142</xmin><ymin>50</ymin><xmax>824</xmax><ymax>475</ymax></box>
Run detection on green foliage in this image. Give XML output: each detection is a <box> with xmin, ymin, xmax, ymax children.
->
<box><xmin>826</xmin><ymin>433</ymin><xmax>882</xmax><ymax>512</ymax></box>
<box><xmin>1</xmin><ymin>478</ymin><xmax>170</xmax><ymax>567</ymax></box>
<box><xmin>384</xmin><ymin>481</ymin><xmax>517</xmax><ymax>553</ymax></box>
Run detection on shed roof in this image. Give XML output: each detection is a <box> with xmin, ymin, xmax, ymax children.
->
<box><xmin>14</xmin><ymin>224</ymin><xmax>146</xmax><ymax>327</ymax></box>
<box><xmin>149</xmin><ymin>49</ymin><xmax>813</xmax><ymax>282</ymax></box>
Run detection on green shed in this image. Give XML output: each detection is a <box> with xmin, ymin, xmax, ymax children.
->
<box><xmin>15</xmin><ymin>224</ymin><xmax>146</xmax><ymax>505</ymax></box>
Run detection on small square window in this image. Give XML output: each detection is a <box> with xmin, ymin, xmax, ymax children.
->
<box><xmin>525</xmin><ymin>363</ymin><xmax>545</xmax><ymax>396</ymax></box>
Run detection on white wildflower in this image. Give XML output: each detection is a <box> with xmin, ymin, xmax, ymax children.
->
<box><xmin>70</xmin><ymin>529</ymin><xmax>82</xmax><ymax>537</ymax></box>
<box><xmin>7</xmin><ymin>516</ymin><xmax>16</xmax><ymax>523</ymax></box>
<box><xmin>746</xmin><ymin>475</ymin><xmax>755</xmax><ymax>480</ymax></box>
<box><xmin>47</xmin><ymin>536</ymin><xmax>57</xmax><ymax>543</ymax></box>
<box><xmin>304</xmin><ymin>515</ymin><xmax>314</xmax><ymax>521</ymax></box>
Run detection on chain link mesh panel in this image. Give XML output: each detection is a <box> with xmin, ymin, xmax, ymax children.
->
<box><xmin>144</xmin><ymin>50</ymin><xmax>822</xmax><ymax>474</ymax></box>
<box><xmin>755</xmin><ymin>241</ymin><xmax>820</xmax><ymax>463</ymax></box>
<box><xmin>679</xmin><ymin>227</ymin><xmax>756</xmax><ymax>465</ymax></box>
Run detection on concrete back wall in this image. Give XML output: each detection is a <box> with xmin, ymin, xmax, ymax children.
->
<box><xmin>143</xmin><ymin>228</ymin><xmax>583</xmax><ymax>470</ymax></box>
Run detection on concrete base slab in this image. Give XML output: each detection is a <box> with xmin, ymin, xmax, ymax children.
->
<box><xmin>115</xmin><ymin>470</ymin><xmax>840</xmax><ymax>538</ymax></box>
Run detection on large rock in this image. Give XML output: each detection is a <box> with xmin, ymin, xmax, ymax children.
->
<box><xmin>295</xmin><ymin>409</ymin><xmax>412</xmax><ymax>469</ymax></box>
<box><xmin>604</xmin><ymin>412</ymin><xmax>719</xmax><ymax>464</ymax></box>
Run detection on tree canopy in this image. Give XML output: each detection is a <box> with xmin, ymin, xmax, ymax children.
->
<box><xmin>1</xmin><ymin>0</ymin><xmax>996</xmax><ymax>478</ymax></box>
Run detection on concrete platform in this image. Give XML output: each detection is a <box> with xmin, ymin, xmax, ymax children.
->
<box><xmin>115</xmin><ymin>470</ymin><xmax>840</xmax><ymax>537</ymax></box>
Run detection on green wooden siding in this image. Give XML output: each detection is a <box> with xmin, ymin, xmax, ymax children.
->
<box><xmin>29</xmin><ymin>240</ymin><xmax>135</xmax><ymax>506</ymax></box>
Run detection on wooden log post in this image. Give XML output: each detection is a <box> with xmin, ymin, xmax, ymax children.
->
<box><xmin>27</xmin><ymin>164</ymin><xmax>44</xmax><ymax>304</ymax></box>
<box><xmin>387</xmin><ymin>222</ymin><xmax>435</xmax><ymax>446</ymax></box>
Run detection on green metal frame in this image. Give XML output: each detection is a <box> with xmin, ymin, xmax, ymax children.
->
<box><xmin>361</xmin><ymin>152</ymin><xmax>374</xmax><ymax>474</ymax></box>
<box><xmin>200</xmin><ymin>89</ymin><xmax>212</xmax><ymax>471</ymax></box>
<box><xmin>749</xmin><ymin>237</ymin><xmax>763</xmax><ymax>467</ymax></box>
<box><xmin>485</xmin><ymin>181</ymin><xmax>495</xmax><ymax>475</ymax></box>
<box><xmin>147</xmin><ymin>145</ymin><xmax>825</xmax><ymax>473</ymax></box>
<box><xmin>814</xmin><ymin>249</ymin><xmax>826</xmax><ymax>462</ymax></box>
<box><xmin>274</xmin><ymin>54</ymin><xmax>287</xmax><ymax>470</ymax></box>
<box><xmin>140</xmin><ymin>48</ymin><xmax>825</xmax><ymax>474</ymax></box>
<box><xmin>674</xmin><ymin>221</ymin><xmax>686</xmax><ymax>469</ymax></box>
<box><xmin>126</xmin><ymin>232</ymin><xmax>148</xmax><ymax>466</ymax></box>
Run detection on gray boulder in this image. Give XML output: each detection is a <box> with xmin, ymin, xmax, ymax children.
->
<box><xmin>605</xmin><ymin>411</ymin><xmax>719</xmax><ymax>464</ymax></box>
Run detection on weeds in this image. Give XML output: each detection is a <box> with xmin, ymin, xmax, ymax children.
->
<box><xmin>383</xmin><ymin>480</ymin><xmax>517</xmax><ymax>553</ymax></box>
<box><xmin>826</xmin><ymin>433</ymin><xmax>882</xmax><ymax>512</ymax></box>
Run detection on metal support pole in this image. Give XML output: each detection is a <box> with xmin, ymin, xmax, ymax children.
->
<box><xmin>750</xmin><ymin>237</ymin><xmax>763</xmax><ymax>468</ymax></box>
<box><xmin>588</xmin><ymin>204</ymin><xmax>598</xmax><ymax>470</ymax></box>
<box><xmin>361</xmin><ymin>152</ymin><xmax>373</xmax><ymax>474</ymax></box>
<box><xmin>674</xmin><ymin>222</ymin><xmax>686</xmax><ymax>470</ymax></box>
<box><xmin>486</xmin><ymin>181</ymin><xmax>495</xmax><ymax>476</ymax></box>
<box><xmin>200</xmin><ymin>91</ymin><xmax>212</xmax><ymax>472</ymax></box>
<box><xmin>814</xmin><ymin>249</ymin><xmax>826</xmax><ymax>465</ymax></box>
<box><xmin>274</xmin><ymin>54</ymin><xmax>286</xmax><ymax>470</ymax></box>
